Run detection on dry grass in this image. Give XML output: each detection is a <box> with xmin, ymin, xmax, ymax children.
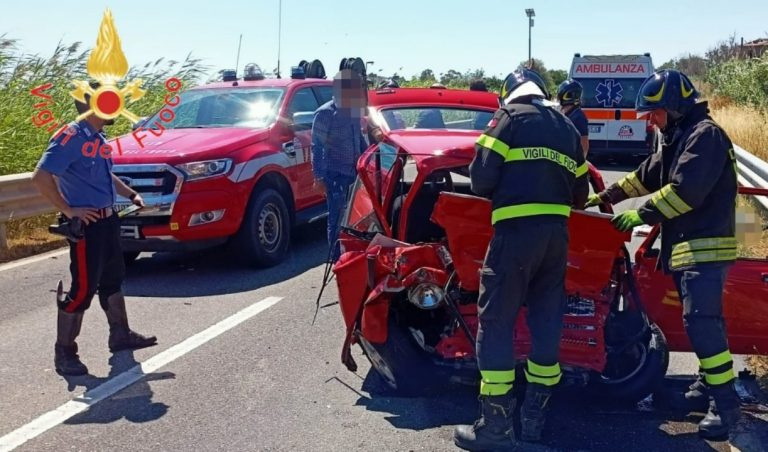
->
<box><xmin>738</xmin><ymin>230</ymin><xmax>768</xmax><ymax>259</ymax></box>
<box><xmin>736</xmin><ymin>195</ymin><xmax>768</xmax><ymax>258</ymax></box>
<box><xmin>747</xmin><ymin>356</ymin><xmax>768</xmax><ymax>394</ymax></box>
<box><xmin>710</xmin><ymin>103</ymin><xmax>768</xmax><ymax>161</ymax></box>
<box><xmin>0</xmin><ymin>213</ymin><xmax>66</xmax><ymax>264</ymax></box>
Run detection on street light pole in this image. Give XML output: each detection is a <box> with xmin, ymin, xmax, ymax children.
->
<box><xmin>525</xmin><ymin>8</ymin><xmax>535</xmax><ymax>67</ymax></box>
<box><xmin>276</xmin><ymin>0</ymin><xmax>282</xmax><ymax>78</ymax></box>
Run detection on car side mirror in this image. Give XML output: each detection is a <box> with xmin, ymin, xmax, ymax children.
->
<box><xmin>132</xmin><ymin>117</ymin><xmax>148</xmax><ymax>131</ymax></box>
<box><xmin>292</xmin><ymin>112</ymin><xmax>314</xmax><ymax>132</ymax></box>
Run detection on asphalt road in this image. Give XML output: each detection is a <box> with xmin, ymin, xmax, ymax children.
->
<box><xmin>0</xmin><ymin>159</ymin><xmax>766</xmax><ymax>452</ymax></box>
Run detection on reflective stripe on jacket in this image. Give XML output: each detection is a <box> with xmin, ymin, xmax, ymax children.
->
<box><xmin>603</xmin><ymin>102</ymin><xmax>737</xmax><ymax>271</ymax></box>
<box><xmin>469</xmin><ymin>97</ymin><xmax>588</xmax><ymax>227</ymax></box>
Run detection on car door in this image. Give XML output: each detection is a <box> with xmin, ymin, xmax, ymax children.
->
<box><xmin>285</xmin><ymin>86</ymin><xmax>323</xmax><ymax>204</ymax></box>
<box><xmin>634</xmin><ymin>186</ymin><xmax>768</xmax><ymax>354</ymax></box>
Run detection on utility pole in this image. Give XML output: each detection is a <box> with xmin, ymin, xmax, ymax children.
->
<box><xmin>235</xmin><ymin>34</ymin><xmax>242</xmax><ymax>76</ymax></box>
<box><xmin>525</xmin><ymin>8</ymin><xmax>535</xmax><ymax>67</ymax></box>
<box><xmin>276</xmin><ymin>0</ymin><xmax>282</xmax><ymax>78</ymax></box>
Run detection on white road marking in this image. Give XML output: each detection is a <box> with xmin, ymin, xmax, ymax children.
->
<box><xmin>0</xmin><ymin>295</ymin><xmax>283</xmax><ymax>452</ymax></box>
<box><xmin>0</xmin><ymin>248</ymin><xmax>68</xmax><ymax>272</ymax></box>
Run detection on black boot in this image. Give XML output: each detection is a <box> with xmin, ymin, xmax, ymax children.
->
<box><xmin>698</xmin><ymin>382</ymin><xmax>742</xmax><ymax>439</ymax></box>
<box><xmin>454</xmin><ymin>393</ymin><xmax>517</xmax><ymax>451</ymax></box>
<box><xmin>54</xmin><ymin>309</ymin><xmax>88</xmax><ymax>376</ymax></box>
<box><xmin>520</xmin><ymin>383</ymin><xmax>552</xmax><ymax>443</ymax></box>
<box><xmin>103</xmin><ymin>293</ymin><xmax>157</xmax><ymax>352</ymax></box>
<box><xmin>670</xmin><ymin>371</ymin><xmax>709</xmax><ymax>412</ymax></box>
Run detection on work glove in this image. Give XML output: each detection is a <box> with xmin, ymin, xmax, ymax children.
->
<box><xmin>611</xmin><ymin>210</ymin><xmax>644</xmax><ymax>232</ymax></box>
<box><xmin>584</xmin><ymin>193</ymin><xmax>604</xmax><ymax>208</ymax></box>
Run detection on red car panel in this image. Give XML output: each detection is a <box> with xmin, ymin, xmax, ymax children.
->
<box><xmin>430</xmin><ymin>192</ymin><xmax>630</xmax><ymax>372</ymax></box>
<box><xmin>635</xmin><ymin>186</ymin><xmax>768</xmax><ymax>355</ymax></box>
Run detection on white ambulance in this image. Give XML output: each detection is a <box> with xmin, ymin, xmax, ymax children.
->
<box><xmin>569</xmin><ymin>54</ymin><xmax>655</xmax><ymax>156</ymax></box>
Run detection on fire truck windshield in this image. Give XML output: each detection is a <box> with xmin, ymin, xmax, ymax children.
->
<box><xmin>158</xmin><ymin>87</ymin><xmax>286</xmax><ymax>129</ymax></box>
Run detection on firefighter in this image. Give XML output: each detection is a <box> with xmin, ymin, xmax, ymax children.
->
<box><xmin>587</xmin><ymin>69</ymin><xmax>741</xmax><ymax>439</ymax></box>
<box><xmin>454</xmin><ymin>68</ymin><xmax>589</xmax><ymax>450</ymax></box>
<box><xmin>556</xmin><ymin>79</ymin><xmax>590</xmax><ymax>157</ymax></box>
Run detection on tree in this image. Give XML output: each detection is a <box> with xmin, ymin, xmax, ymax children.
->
<box><xmin>419</xmin><ymin>69</ymin><xmax>436</xmax><ymax>82</ymax></box>
<box><xmin>440</xmin><ymin>69</ymin><xmax>463</xmax><ymax>86</ymax></box>
<box><xmin>466</xmin><ymin>68</ymin><xmax>485</xmax><ymax>80</ymax></box>
<box><xmin>658</xmin><ymin>54</ymin><xmax>709</xmax><ymax>78</ymax></box>
<box><xmin>706</xmin><ymin>34</ymin><xmax>740</xmax><ymax>65</ymax></box>
<box><xmin>519</xmin><ymin>58</ymin><xmax>555</xmax><ymax>95</ymax></box>
<box><xmin>485</xmin><ymin>75</ymin><xmax>503</xmax><ymax>94</ymax></box>
<box><xmin>548</xmin><ymin>69</ymin><xmax>568</xmax><ymax>88</ymax></box>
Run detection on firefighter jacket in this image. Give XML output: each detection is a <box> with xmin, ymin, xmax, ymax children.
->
<box><xmin>601</xmin><ymin>102</ymin><xmax>738</xmax><ymax>272</ymax></box>
<box><xmin>470</xmin><ymin>96</ymin><xmax>589</xmax><ymax>230</ymax></box>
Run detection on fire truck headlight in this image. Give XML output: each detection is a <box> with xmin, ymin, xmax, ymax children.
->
<box><xmin>176</xmin><ymin>159</ymin><xmax>232</xmax><ymax>181</ymax></box>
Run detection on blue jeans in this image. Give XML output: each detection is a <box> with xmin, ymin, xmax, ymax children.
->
<box><xmin>325</xmin><ymin>175</ymin><xmax>354</xmax><ymax>262</ymax></box>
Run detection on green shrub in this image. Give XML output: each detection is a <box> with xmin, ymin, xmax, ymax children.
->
<box><xmin>705</xmin><ymin>55</ymin><xmax>768</xmax><ymax>111</ymax></box>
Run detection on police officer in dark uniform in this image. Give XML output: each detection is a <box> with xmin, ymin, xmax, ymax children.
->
<box><xmin>557</xmin><ymin>79</ymin><xmax>590</xmax><ymax>157</ymax></box>
<box><xmin>588</xmin><ymin>69</ymin><xmax>741</xmax><ymax>439</ymax></box>
<box><xmin>454</xmin><ymin>68</ymin><xmax>589</xmax><ymax>450</ymax></box>
<box><xmin>32</xmin><ymin>84</ymin><xmax>157</xmax><ymax>376</ymax></box>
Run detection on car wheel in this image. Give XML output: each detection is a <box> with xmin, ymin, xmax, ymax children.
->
<box><xmin>358</xmin><ymin>313</ymin><xmax>452</xmax><ymax>397</ymax></box>
<box><xmin>589</xmin><ymin>322</ymin><xmax>669</xmax><ymax>403</ymax></box>
<box><xmin>236</xmin><ymin>188</ymin><xmax>291</xmax><ymax>267</ymax></box>
<box><xmin>123</xmin><ymin>252</ymin><xmax>140</xmax><ymax>266</ymax></box>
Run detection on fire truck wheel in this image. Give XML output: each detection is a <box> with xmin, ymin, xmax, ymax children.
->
<box><xmin>237</xmin><ymin>188</ymin><xmax>291</xmax><ymax>267</ymax></box>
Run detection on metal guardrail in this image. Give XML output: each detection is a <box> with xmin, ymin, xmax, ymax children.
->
<box><xmin>0</xmin><ymin>145</ymin><xmax>767</xmax><ymax>251</ymax></box>
<box><xmin>0</xmin><ymin>172</ymin><xmax>54</xmax><ymax>250</ymax></box>
<box><xmin>735</xmin><ymin>146</ymin><xmax>768</xmax><ymax>213</ymax></box>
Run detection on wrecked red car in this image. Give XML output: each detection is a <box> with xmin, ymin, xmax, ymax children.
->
<box><xmin>333</xmin><ymin>88</ymin><xmax>768</xmax><ymax>401</ymax></box>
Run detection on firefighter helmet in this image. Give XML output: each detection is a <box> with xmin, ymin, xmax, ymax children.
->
<box><xmin>500</xmin><ymin>67</ymin><xmax>550</xmax><ymax>102</ymax></box>
<box><xmin>636</xmin><ymin>69</ymin><xmax>699</xmax><ymax>118</ymax></box>
<box><xmin>557</xmin><ymin>79</ymin><xmax>583</xmax><ymax>106</ymax></box>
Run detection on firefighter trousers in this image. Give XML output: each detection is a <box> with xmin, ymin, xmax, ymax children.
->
<box><xmin>476</xmin><ymin>220</ymin><xmax>568</xmax><ymax>396</ymax></box>
<box><xmin>672</xmin><ymin>264</ymin><xmax>736</xmax><ymax>387</ymax></box>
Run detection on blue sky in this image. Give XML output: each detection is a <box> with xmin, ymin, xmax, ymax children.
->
<box><xmin>3</xmin><ymin>0</ymin><xmax>767</xmax><ymax>81</ymax></box>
